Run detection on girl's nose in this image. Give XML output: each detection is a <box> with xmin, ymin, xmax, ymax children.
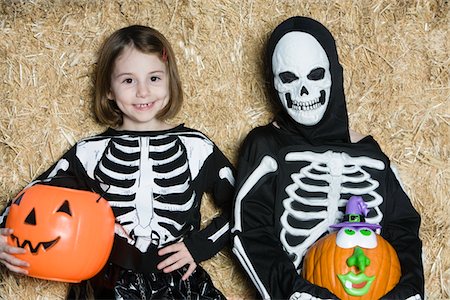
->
<box><xmin>346</xmin><ymin>246</ymin><xmax>370</xmax><ymax>272</ymax></box>
<box><xmin>136</xmin><ymin>82</ymin><xmax>149</xmax><ymax>98</ymax></box>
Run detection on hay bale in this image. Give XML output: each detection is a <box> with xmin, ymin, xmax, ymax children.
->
<box><xmin>0</xmin><ymin>0</ymin><xmax>448</xmax><ymax>298</ymax></box>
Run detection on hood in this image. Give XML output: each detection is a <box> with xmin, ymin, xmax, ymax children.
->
<box><xmin>265</xmin><ymin>16</ymin><xmax>350</xmax><ymax>144</ymax></box>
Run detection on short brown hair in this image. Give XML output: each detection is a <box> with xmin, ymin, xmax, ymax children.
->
<box><xmin>94</xmin><ymin>25</ymin><xmax>183</xmax><ymax>127</ymax></box>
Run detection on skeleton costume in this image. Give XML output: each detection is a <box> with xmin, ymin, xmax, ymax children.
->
<box><xmin>1</xmin><ymin>125</ymin><xmax>235</xmax><ymax>299</ymax></box>
<box><xmin>232</xmin><ymin>17</ymin><xmax>424</xmax><ymax>300</ymax></box>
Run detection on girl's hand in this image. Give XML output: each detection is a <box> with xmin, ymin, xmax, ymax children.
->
<box><xmin>0</xmin><ymin>228</ymin><xmax>29</xmax><ymax>274</ymax></box>
<box><xmin>114</xmin><ymin>223</ymin><xmax>133</xmax><ymax>243</ymax></box>
<box><xmin>157</xmin><ymin>242</ymin><xmax>196</xmax><ymax>281</ymax></box>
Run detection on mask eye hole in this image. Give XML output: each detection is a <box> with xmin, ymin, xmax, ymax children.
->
<box><xmin>57</xmin><ymin>200</ymin><xmax>72</xmax><ymax>216</ymax></box>
<box><xmin>279</xmin><ymin>71</ymin><xmax>299</xmax><ymax>83</ymax></box>
<box><xmin>307</xmin><ymin>67</ymin><xmax>325</xmax><ymax>80</ymax></box>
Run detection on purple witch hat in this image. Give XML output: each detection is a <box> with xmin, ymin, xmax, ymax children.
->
<box><xmin>330</xmin><ymin>196</ymin><xmax>381</xmax><ymax>230</ymax></box>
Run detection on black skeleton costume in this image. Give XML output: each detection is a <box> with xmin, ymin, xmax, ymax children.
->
<box><xmin>232</xmin><ymin>16</ymin><xmax>424</xmax><ymax>300</ymax></box>
<box><xmin>1</xmin><ymin>125</ymin><xmax>235</xmax><ymax>299</ymax></box>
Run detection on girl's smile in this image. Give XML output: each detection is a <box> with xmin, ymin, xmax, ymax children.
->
<box><xmin>134</xmin><ymin>102</ymin><xmax>156</xmax><ymax>110</ymax></box>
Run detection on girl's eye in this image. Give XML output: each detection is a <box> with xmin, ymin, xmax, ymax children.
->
<box><xmin>123</xmin><ymin>78</ymin><xmax>133</xmax><ymax>84</ymax></box>
<box><xmin>150</xmin><ymin>76</ymin><xmax>160</xmax><ymax>82</ymax></box>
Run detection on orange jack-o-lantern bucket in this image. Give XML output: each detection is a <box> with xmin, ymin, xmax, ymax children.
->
<box><xmin>5</xmin><ymin>184</ymin><xmax>115</xmax><ymax>283</ymax></box>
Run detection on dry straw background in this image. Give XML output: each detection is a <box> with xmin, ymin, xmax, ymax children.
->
<box><xmin>0</xmin><ymin>0</ymin><xmax>448</xmax><ymax>299</ymax></box>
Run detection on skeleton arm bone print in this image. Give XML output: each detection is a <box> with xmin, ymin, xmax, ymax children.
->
<box><xmin>232</xmin><ymin>156</ymin><xmax>278</xmax><ymax>234</ymax></box>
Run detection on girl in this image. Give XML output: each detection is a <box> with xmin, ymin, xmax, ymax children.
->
<box><xmin>0</xmin><ymin>25</ymin><xmax>235</xmax><ymax>299</ymax></box>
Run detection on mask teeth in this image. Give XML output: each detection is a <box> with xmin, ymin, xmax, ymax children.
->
<box><xmin>285</xmin><ymin>90</ymin><xmax>326</xmax><ymax>111</ymax></box>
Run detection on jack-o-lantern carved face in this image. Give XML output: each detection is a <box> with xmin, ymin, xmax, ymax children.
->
<box><xmin>301</xmin><ymin>228</ymin><xmax>401</xmax><ymax>300</ymax></box>
<box><xmin>5</xmin><ymin>184</ymin><xmax>115</xmax><ymax>283</ymax></box>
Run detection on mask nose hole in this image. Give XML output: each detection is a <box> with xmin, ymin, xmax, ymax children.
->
<box><xmin>300</xmin><ymin>86</ymin><xmax>308</xmax><ymax>96</ymax></box>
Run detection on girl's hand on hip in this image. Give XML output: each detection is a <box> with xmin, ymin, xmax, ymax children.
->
<box><xmin>157</xmin><ymin>241</ymin><xmax>197</xmax><ymax>281</ymax></box>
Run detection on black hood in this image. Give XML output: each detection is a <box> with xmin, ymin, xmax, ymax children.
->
<box><xmin>266</xmin><ymin>16</ymin><xmax>350</xmax><ymax>144</ymax></box>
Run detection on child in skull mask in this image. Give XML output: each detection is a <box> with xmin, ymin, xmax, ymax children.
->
<box><xmin>232</xmin><ymin>16</ymin><xmax>424</xmax><ymax>300</ymax></box>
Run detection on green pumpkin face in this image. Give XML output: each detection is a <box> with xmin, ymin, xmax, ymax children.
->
<box><xmin>335</xmin><ymin>227</ymin><xmax>377</xmax><ymax>296</ymax></box>
<box><xmin>302</xmin><ymin>230</ymin><xmax>401</xmax><ymax>300</ymax></box>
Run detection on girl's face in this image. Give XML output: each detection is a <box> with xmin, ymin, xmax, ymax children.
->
<box><xmin>108</xmin><ymin>46</ymin><xmax>170</xmax><ymax>131</ymax></box>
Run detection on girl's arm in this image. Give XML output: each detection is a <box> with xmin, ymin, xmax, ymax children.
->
<box><xmin>183</xmin><ymin>145</ymin><xmax>235</xmax><ymax>263</ymax></box>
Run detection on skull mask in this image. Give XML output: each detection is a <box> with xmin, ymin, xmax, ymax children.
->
<box><xmin>272</xmin><ymin>31</ymin><xmax>331</xmax><ymax>126</ymax></box>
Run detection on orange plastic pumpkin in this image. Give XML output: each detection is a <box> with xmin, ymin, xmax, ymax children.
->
<box><xmin>302</xmin><ymin>231</ymin><xmax>401</xmax><ymax>300</ymax></box>
<box><xmin>5</xmin><ymin>184</ymin><xmax>115</xmax><ymax>283</ymax></box>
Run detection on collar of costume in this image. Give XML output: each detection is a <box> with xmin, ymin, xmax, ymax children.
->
<box><xmin>265</xmin><ymin>16</ymin><xmax>350</xmax><ymax>145</ymax></box>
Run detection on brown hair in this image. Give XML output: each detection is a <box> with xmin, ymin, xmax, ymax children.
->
<box><xmin>94</xmin><ymin>25</ymin><xmax>183</xmax><ymax>127</ymax></box>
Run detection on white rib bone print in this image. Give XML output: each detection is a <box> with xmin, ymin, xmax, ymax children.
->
<box><xmin>280</xmin><ymin>150</ymin><xmax>385</xmax><ymax>268</ymax></box>
<box><xmin>87</xmin><ymin>134</ymin><xmax>204</xmax><ymax>253</ymax></box>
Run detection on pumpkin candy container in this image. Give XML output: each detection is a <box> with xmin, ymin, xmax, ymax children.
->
<box><xmin>301</xmin><ymin>196</ymin><xmax>401</xmax><ymax>299</ymax></box>
<box><xmin>5</xmin><ymin>184</ymin><xmax>115</xmax><ymax>283</ymax></box>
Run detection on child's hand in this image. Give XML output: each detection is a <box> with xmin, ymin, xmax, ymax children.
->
<box><xmin>114</xmin><ymin>223</ymin><xmax>133</xmax><ymax>243</ymax></box>
<box><xmin>157</xmin><ymin>241</ymin><xmax>197</xmax><ymax>281</ymax></box>
<box><xmin>0</xmin><ymin>228</ymin><xmax>29</xmax><ymax>274</ymax></box>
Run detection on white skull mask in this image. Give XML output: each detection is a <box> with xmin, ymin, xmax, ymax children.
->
<box><xmin>272</xmin><ymin>32</ymin><xmax>331</xmax><ymax>126</ymax></box>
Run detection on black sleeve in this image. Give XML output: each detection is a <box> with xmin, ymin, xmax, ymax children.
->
<box><xmin>231</xmin><ymin>132</ymin><xmax>336</xmax><ymax>300</ymax></box>
<box><xmin>380</xmin><ymin>165</ymin><xmax>424</xmax><ymax>299</ymax></box>
<box><xmin>183</xmin><ymin>145</ymin><xmax>235</xmax><ymax>263</ymax></box>
<box><xmin>0</xmin><ymin>145</ymin><xmax>95</xmax><ymax>227</ymax></box>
